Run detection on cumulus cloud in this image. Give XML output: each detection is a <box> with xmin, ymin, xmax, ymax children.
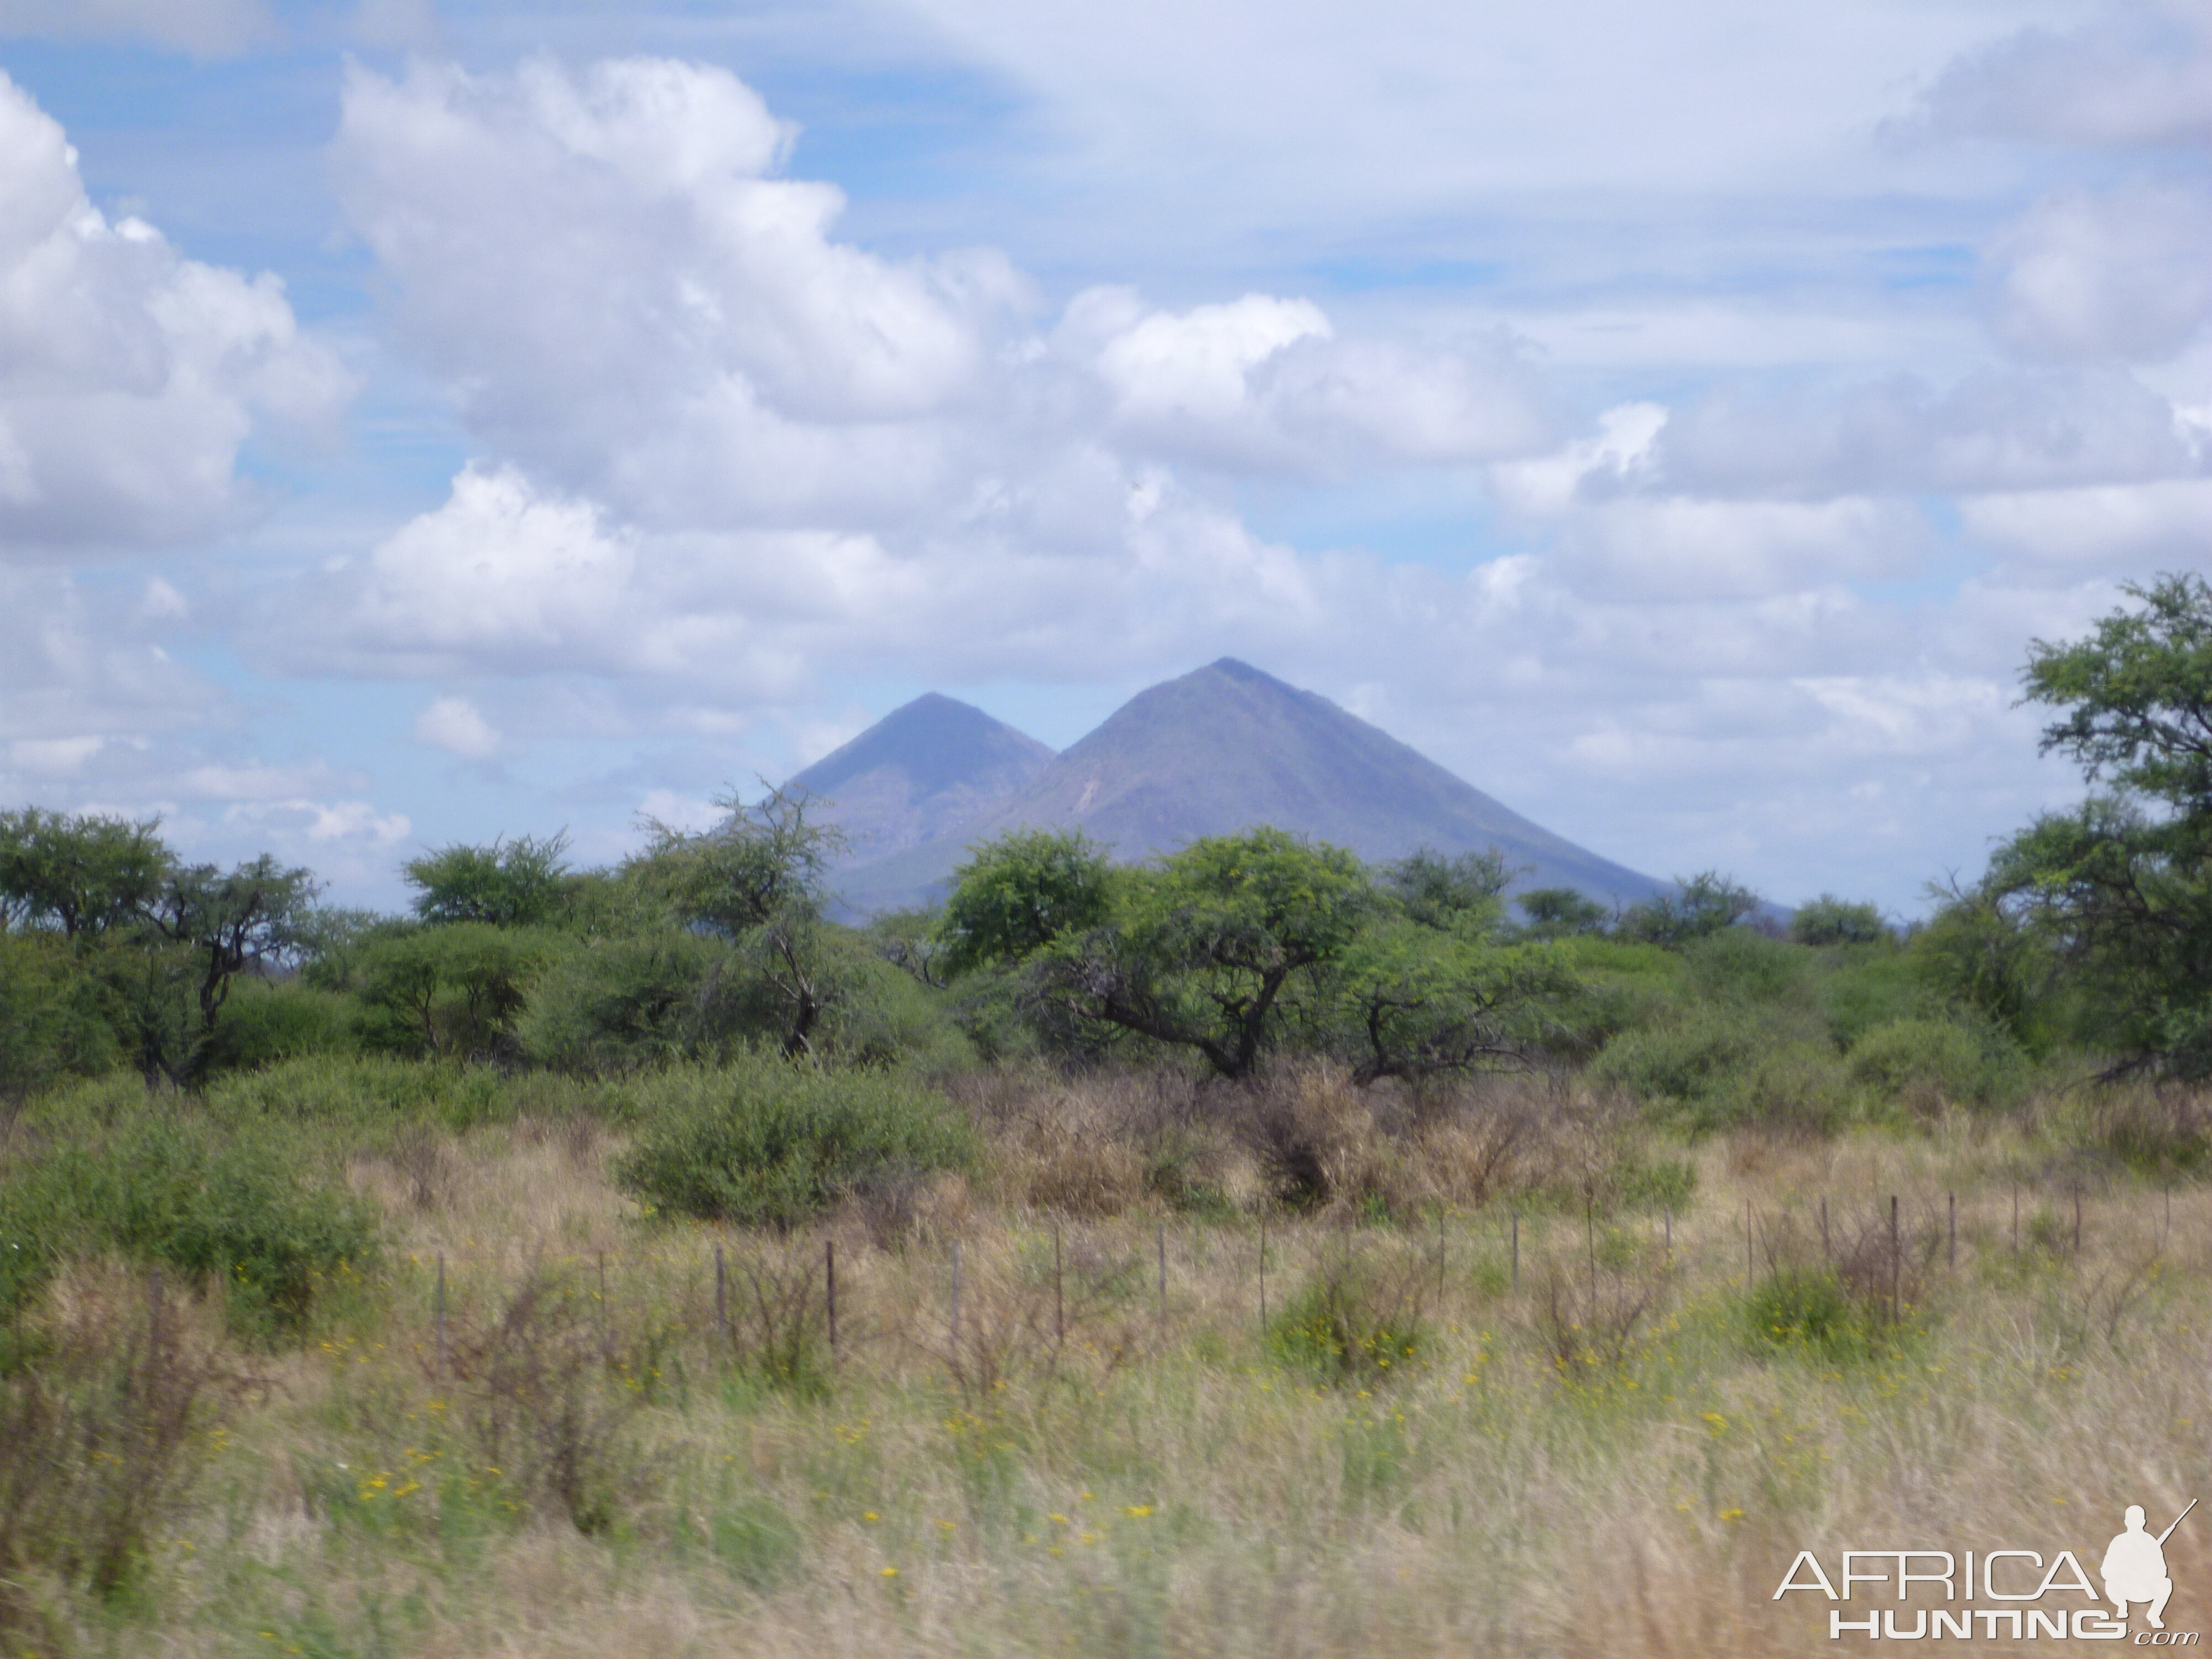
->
<box><xmin>414</xmin><ymin>696</ymin><xmax>502</xmax><ymax>760</ymax></box>
<box><xmin>0</xmin><ymin>0</ymin><xmax>274</xmax><ymax>57</ymax></box>
<box><xmin>0</xmin><ymin>72</ymin><xmax>347</xmax><ymax>556</ymax></box>
<box><xmin>281</xmin><ymin>47</ymin><xmax>2193</xmax><ymax>911</ymax></box>
<box><xmin>1068</xmin><ymin>288</ymin><xmax>1553</xmax><ymax>472</ymax></box>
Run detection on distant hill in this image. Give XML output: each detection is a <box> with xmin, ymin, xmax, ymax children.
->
<box><xmin>786</xmin><ymin>692</ymin><xmax>1055</xmax><ymax>864</ymax></box>
<box><xmin>808</xmin><ymin>660</ymin><xmax>1662</xmax><ymax>914</ymax></box>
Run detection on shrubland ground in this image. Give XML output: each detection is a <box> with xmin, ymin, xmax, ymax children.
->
<box><xmin>5</xmin><ymin>578</ymin><xmax>2212</xmax><ymax>1656</ymax></box>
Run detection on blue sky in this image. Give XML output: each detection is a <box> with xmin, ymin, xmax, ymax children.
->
<box><xmin>2</xmin><ymin>0</ymin><xmax>2209</xmax><ymax>913</ymax></box>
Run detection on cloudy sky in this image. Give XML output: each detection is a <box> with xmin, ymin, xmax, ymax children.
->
<box><xmin>2</xmin><ymin>0</ymin><xmax>2206</xmax><ymax>912</ymax></box>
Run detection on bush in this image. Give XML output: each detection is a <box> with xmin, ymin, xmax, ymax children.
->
<box><xmin>1683</xmin><ymin>928</ymin><xmax>1812</xmax><ymax>1005</ymax></box>
<box><xmin>0</xmin><ymin>932</ymin><xmax>116</xmax><ymax>1099</ymax></box>
<box><xmin>615</xmin><ymin>1058</ymin><xmax>976</xmax><ymax>1227</ymax></box>
<box><xmin>0</xmin><ymin>1290</ymin><xmax>244</xmax><ymax>1629</ymax></box>
<box><xmin>1846</xmin><ymin>1017</ymin><xmax>2025</xmax><ymax>1109</ymax></box>
<box><xmin>1721</xmin><ymin>1040</ymin><xmax>1854</xmax><ymax>1135</ymax></box>
<box><xmin>1588</xmin><ymin>1008</ymin><xmax>1762</xmax><ymax>1113</ymax></box>
<box><xmin>521</xmin><ymin>929</ymin><xmax>752</xmax><ymax>1074</ymax></box>
<box><xmin>200</xmin><ymin>1054</ymin><xmax>529</xmax><ymax>1137</ymax></box>
<box><xmin>1265</xmin><ymin>1256</ymin><xmax>1426</xmax><ymax>1386</ymax></box>
<box><xmin>353</xmin><ymin>923</ymin><xmax>559</xmax><ymax>1062</ymax></box>
<box><xmin>0</xmin><ymin>1115</ymin><xmax>380</xmax><ymax>1333</ymax></box>
<box><xmin>1740</xmin><ymin>1267</ymin><xmax>1884</xmax><ymax>1364</ymax></box>
<box><xmin>1790</xmin><ymin>895</ymin><xmax>1889</xmax><ymax>947</ymax></box>
<box><xmin>199</xmin><ymin>977</ymin><xmax>358</xmax><ymax>1075</ymax></box>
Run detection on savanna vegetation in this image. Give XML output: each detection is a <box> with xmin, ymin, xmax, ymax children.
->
<box><xmin>3</xmin><ymin>578</ymin><xmax>2212</xmax><ymax>1655</ymax></box>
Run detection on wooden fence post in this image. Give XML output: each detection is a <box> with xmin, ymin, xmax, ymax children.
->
<box><xmin>435</xmin><ymin>1253</ymin><xmax>447</xmax><ymax>1373</ymax></box>
<box><xmin>826</xmin><ymin>1238</ymin><xmax>837</xmax><ymax>1364</ymax></box>
<box><xmin>1889</xmin><ymin>1196</ymin><xmax>1900</xmax><ymax>1324</ymax></box>
<box><xmin>714</xmin><ymin>1243</ymin><xmax>728</xmax><ymax>1348</ymax></box>
<box><xmin>949</xmin><ymin>1241</ymin><xmax>962</xmax><ymax>1353</ymax></box>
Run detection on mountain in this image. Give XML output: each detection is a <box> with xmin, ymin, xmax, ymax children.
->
<box><xmin>815</xmin><ymin>659</ymin><xmax>1662</xmax><ymax>913</ymax></box>
<box><xmin>786</xmin><ymin>693</ymin><xmax>1055</xmax><ymax>864</ymax></box>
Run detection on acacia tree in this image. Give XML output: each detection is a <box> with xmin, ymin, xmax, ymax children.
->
<box><xmin>935</xmin><ymin>829</ymin><xmax>1114</xmax><ymax>974</ymax></box>
<box><xmin>1968</xmin><ymin>574</ymin><xmax>2212</xmax><ymax>1073</ymax></box>
<box><xmin>1029</xmin><ymin>828</ymin><xmax>1375</xmax><ymax>1079</ymax></box>
<box><xmin>403</xmin><ymin>832</ymin><xmax>572</xmax><ymax>927</ymax></box>
<box><xmin>0</xmin><ymin>808</ymin><xmax>169</xmax><ymax>938</ymax></box>
<box><xmin>624</xmin><ymin>786</ymin><xmax>846</xmax><ymax>1057</ymax></box>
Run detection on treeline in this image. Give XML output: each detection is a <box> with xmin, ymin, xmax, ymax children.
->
<box><xmin>5</xmin><ymin>574</ymin><xmax>2212</xmax><ymax>1125</ymax></box>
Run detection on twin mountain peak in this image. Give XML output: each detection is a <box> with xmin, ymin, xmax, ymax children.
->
<box><xmin>785</xmin><ymin>657</ymin><xmax>1661</xmax><ymax>914</ymax></box>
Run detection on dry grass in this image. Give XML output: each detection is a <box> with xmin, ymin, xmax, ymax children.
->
<box><xmin>7</xmin><ymin>1074</ymin><xmax>2212</xmax><ymax>1657</ymax></box>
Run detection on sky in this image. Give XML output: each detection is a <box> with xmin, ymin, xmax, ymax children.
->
<box><xmin>2</xmin><ymin>0</ymin><xmax>2209</xmax><ymax>915</ymax></box>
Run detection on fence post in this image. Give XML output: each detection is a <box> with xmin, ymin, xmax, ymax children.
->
<box><xmin>949</xmin><ymin>1241</ymin><xmax>962</xmax><ymax>1353</ymax></box>
<box><xmin>714</xmin><ymin>1243</ymin><xmax>728</xmax><ymax>1349</ymax></box>
<box><xmin>1587</xmin><ymin>1201</ymin><xmax>1597</xmax><ymax>1295</ymax></box>
<box><xmin>1889</xmin><ymin>1196</ymin><xmax>1900</xmax><ymax>1324</ymax></box>
<box><xmin>1053</xmin><ymin>1225</ymin><xmax>1064</xmax><ymax>1346</ymax></box>
<box><xmin>826</xmin><ymin>1238</ymin><xmax>837</xmax><ymax>1365</ymax></box>
<box><xmin>1511</xmin><ymin>1211</ymin><xmax>1520</xmax><ymax>1292</ymax></box>
<box><xmin>1437</xmin><ymin>1208</ymin><xmax>1447</xmax><ymax>1302</ymax></box>
<box><xmin>1257</xmin><ymin>1219</ymin><xmax>1267</xmax><ymax>1329</ymax></box>
<box><xmin>2074</xmin><ymin>1190</ymin><xmax>2083</xmax><ymax>1255</ymax></box>
<box><xmin>1948</xmin><ymin>1193</ymin><xmax>1957</xmax><ymax>1269</ymax></box>
<box><xmin>1157</xmin><ymin>1224</ymin><xmax>1167</xmax><ymax>1323</ymax></box>
<box><xmin>435</xmin><ymin>1253</ymin><xmax>447</xmax><ymax>1373</ymax></box>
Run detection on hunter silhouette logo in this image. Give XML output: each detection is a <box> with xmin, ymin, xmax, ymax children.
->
<box><xmin>1775</xmin><ymin>1500</ymin><xmax>2200</xmax><ymax>1642</ymax></box>
<box><xmin>2106</xmin><ymin>1502</ymin><xmax>2192</xmax><ymax>1631</ymax></box>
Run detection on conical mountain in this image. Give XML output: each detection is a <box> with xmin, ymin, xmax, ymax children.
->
<box><xmin>823</xmin><ymin>660</ymin><xmax>1659</xmax><ymax>911</ymax></box>
<box><xmin>786</xmin><ymin>692</ymin><xmax>1054</xmax><ymax>864</ymax></box>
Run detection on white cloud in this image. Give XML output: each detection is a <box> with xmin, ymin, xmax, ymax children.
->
<box><xmin>0</xmin><ymin>0</ymin><xmax>274</xmax><ymax>56</ymax></box>
<box><xmin>1650</xmin><ymin>368</ymin><xmax>2202</xmax><ymax>498</ymax></box>
<box><xmin>1914</xmin><ymin>3</ymin><xmax>2212</xmax><ymax>149</ymax></box>
<box><xmin>279</xmin><ymin>44</ymin><xmax>2204</xmax><ymax>914</ymax></box>
<box><xmin>1962</xmin><ymin>477</ymin><xmax>2212</xmax><ymax>567</ymax></box>
<box><xmin>0</xmin><ymin>73</ymin><xmax>348</xmax><ymax>555</ymax></box>
<box><xmin>1985</xmin><ymin>185</ymin><xmax>2212</xmax><ymax>363</ymax></box>
<box><xmin>414</xmin><ymin>695</ymin><xmax>500</xmax><ymax>760</ymax></box>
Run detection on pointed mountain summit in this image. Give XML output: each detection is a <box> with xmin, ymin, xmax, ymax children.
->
<box><xmin>818</xmin><ymin>660</ymin><xmax>1660</xmax><ymax>912</ymax></box>
<box><xmin>787</xmin><ymin>692</ymin><xmax>1054</xmax><ymax>863</ymax></box>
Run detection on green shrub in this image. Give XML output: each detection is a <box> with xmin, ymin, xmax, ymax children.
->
<box><xmin>1846</xmin><ymin>1017</ymin><xmax>2025</xmax><ymax>1109</ymax></box>
<box><xmin>1720</xmin><ymin>1040</ymin><xmax>1854</xmax><ymax>1134</ymax></box>
<box><xmin>200</xmin><ymin>977</ymin><xmax>358</xmax><ymax>1075</ymax></box>
<box><xmin>1683</xmin><ymin>928</ymin><xmax>1812</xmax><ymax>1005</ymax></box>
<box><xmin>1817</xmin><ymin>949</ymin><xmax>1939</xmax><ymax>1048</ymax></box>
<box><xmin>1790</xmin><ymin>895</ymin><xmax>1890</xmax><ymax>947</ymax></box>
<box><xmin>353</xmin><ymin>923</ymin><xmax>559</xmax><ymax>1062</ymax></box>
<box><xmin>0</xmin><ymin>933</ymin><xmax>117</xmax><ymax>1099</ymax></box>
<box><xmin>1588</xmin><ymin>1008</ymin><xmax>1761</xmax><ymax>1112</ymax></box>
<box><xmin>521</xmin><ymin>928</ymin><xmax>752</xmax><ymax>1073</ymax></box>
<box><xmin>615</xmin><ymin>1058</ymin><xmax>976</xmax><ymax>1227</ymax></box>
<box><xmin>1265</xmin><ymin>1260</ymin><xmax>1426</xmax><ymax>1386</ymax></box>
<box><xmin>1740</xmin><ymin>1267</ymin><xmax>1883</xmax><ymax>1363</ymax></box>
<box><xmin>201</xmin><ymin>1053</ymin><xmax>525</xmax><ymax>1136</ymax></box>
<box><xmin>0</xmin><ymin>1114</ymin><xmax>380</xmax><ymax>1333</ymax></box>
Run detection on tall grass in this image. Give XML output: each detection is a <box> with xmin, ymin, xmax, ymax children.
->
<box><xmin>2</xmin><ymin>1060</ymin><xmax>2208</xmax><ymax>1656</ymax></box>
